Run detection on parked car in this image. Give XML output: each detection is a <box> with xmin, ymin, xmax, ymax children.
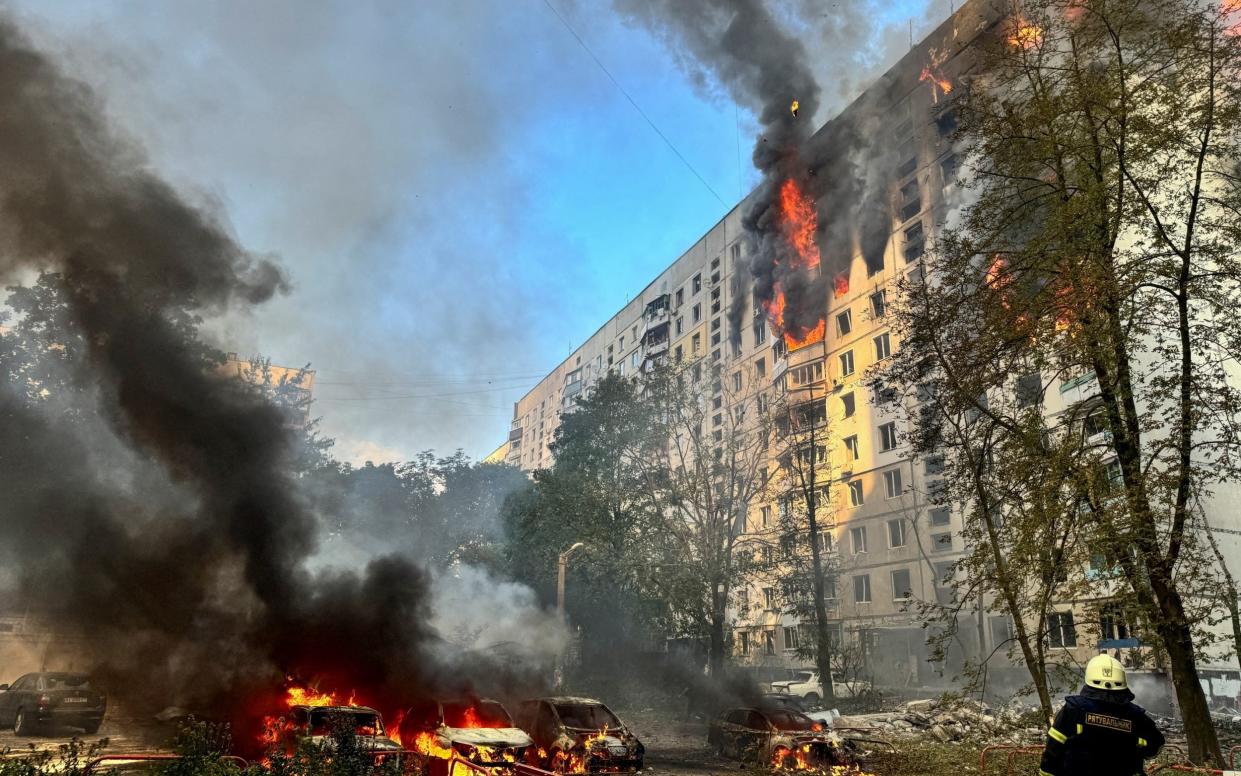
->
<box><xmin>514</xmin><ymin>697</ymin><xmax>644</xmax><ymax>772</ymax></box>
<box><xmin>0</xmin><ymin>672</ymin><xmax>106</xmax><ymax>735</ymax></box>
<box><xmin>288</xmin><ymin>705</ymin><xmax>401</xmax><ymax>752</ymax></box>
<box><xmin>401</xmin><ymin>698</ymin><xmax>533</xmax><ymax>776</ymax></box>
<box><xmin>769</xmin><ymin>671</ymin><xmax>871</xmax><ymax>703</ymax></box>
<box><xmin>706</xmin><ymin>707</ymin><xmax>851</xmax><ymax>769</ymax></box>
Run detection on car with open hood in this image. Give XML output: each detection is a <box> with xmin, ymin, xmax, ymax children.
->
<box><xmin>515</xmin><ymin>697</ymin><xmax>643</xmax><ymax>772</ymax></box>
<box><xmin>707</xmin><ymin>706</ymin><xmax>853</xmax><ymax>769</ymax></box>
<box><xmin>402</xmin><ymin>698</ymin><xmax>533</xmax><ymax>774</ymax></box>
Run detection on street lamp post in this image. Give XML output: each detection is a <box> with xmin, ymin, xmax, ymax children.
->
<box><xmin>554</xmin><ymin>542</ymin><xmax>585</xmax><ymax>688</ymax></box>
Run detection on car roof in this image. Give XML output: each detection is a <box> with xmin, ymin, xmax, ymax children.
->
<box><xmin>530</xmin><ymin>696</ymin><xmax>606</xmax><ymax>705</ymax></box>
<box><xmin>294</xmin><ymin>705</ymin><xmax>380</xmax><ymax>714</ymax></box>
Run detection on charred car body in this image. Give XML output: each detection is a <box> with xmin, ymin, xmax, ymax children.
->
<box><xmin>707</xmin><ymin>707</ymin><xmax>852</xmax><ymax>769</ymax></box>
<box><xmin>288</xmin><ymin>705</ymin><xmax>402</xmax><ymax>753</ymax></box>
<box><xmin>515</xmin><ymin>697</ymin><xmax>643</xmax><ymax>773</ymax></box>
<box><xmin>403</xmin><ymin>698</ymin><xmax>533</xmax><ymax>774</ymax></box>
<box><xmin>0</xmin><ymin>672</ymin><xmax>106</xmax><ymax>735</ymax></box>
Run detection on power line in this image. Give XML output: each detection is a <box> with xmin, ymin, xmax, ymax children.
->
<box><xmin>540</xmin><ymin>0</ymin><xmax>728</xmax><ymax>208</ymax></box>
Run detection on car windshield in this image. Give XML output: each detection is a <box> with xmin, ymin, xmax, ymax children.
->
<box><xmin>555</xmin><ymin>703</ymin><xmax>621</xmax><ymax>730</ymax></box>
<box><xmin>765</xmin><ymin>711</ymin><xmax>822</xmax><ymax>732</ymax></box>
<box><xmin>308</xmin><ymin>710</ymin><xmax>384</xmax><ymax>737</ymax></box>
<box><xmin>443</xmin><ymin>701</ymin><xmax>512</xmax><ymax>729</ymax></box>
<box><xmin>43</xmin><ymin>674</ymin><xmax>91</xmax><ymax>690</ymax></box>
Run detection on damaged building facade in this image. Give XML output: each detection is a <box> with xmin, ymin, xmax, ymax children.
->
<box><xmin>499</xmin><ymin>0</ymin><xmax>1241</xmax><ymax>698</ymax></box>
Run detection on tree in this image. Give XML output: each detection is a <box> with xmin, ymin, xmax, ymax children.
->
<box><xmin>885</xmin><ymin>0</ymin><xmax>1241</xmax><ymax>761</ymax></box>
<box><xmin>638</xmin><ymin>358</ymin><xmax>775</xmax><ymax>678</ymax></box>
<box><xmin>768</xmin><ymin>359</ymin><xmax>839</xmax><ymax>704</ymax></box>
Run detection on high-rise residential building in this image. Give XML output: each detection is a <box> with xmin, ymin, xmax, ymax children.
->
<box><xmin>498</xmin><ymin>0</ymin><xmax>1241</xmax><ymax>697</ymax></box>
<box><xmin>500</xmin><ymin>0</ymin><xmax>992</xmax><ymax>688</ymax></box>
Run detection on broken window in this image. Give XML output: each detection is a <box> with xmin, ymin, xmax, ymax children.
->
<box><xmin>883</xmin><ymin>468</ymin><xmax>903</xmax><ymax>498</ymax></box>
<box><xmin>888</xmin><ymin>518</ymin><xmax>907</xmax><ymax>548</ymax></box>
<box><xmin>1016</xmin><ymin>373</ymin><xmax>1042</xmax><ymax>407</ymax></box>
<box><xmin>753</xmin><ymin>318</ymin><xmax>767</xmax><ymax>347</ymax></box>
<box><xmin>879</xmin><ymin>421</ymin><xmax>899</xmax><ymax>451</ymax></box>
<box><xmin>874</xmin><ymin>332</ymin><xmax>892</xmax><ymax>360</ymax></box>
<box><xmin>1048</xmin><ymin>611</ymin><xmax>1078</xmax><ymax>648</ymax></box>
<box><xmin>891</xmin><ymin>568</ymin><xmax>912</xmax><ymax>600</ymax></box>
<box><xmin>870</xmin><ymin>290</ymin><xmax>887</xmax><ymax>318</ymax></box>
<box><xmin>853</xmin><ymin>574</ymin><xmax>872</xmax><ymax>603</ymax></box>
<box><xmin>841</xmin><ymin>392</ymin><xmax>856</xmax><ymax>418</ymax></box>
<box><xmin>693</xmin><ymin>274</ymin><xmax>702</xmax><ymax>294</ymax></box>
<box><xmin>731</xmin><ymin>242</ymin><xmax>741</xmax><ymax>263</ymax></box>
<box><xmin>850</xmin><ymin>526</ymin><xmax>867</xmax><ymax>555</ymax></box>
<box><xmin>675</xmin><ymin>345</ymin><xmax>683</xmax><ymax>362</ymax></box>
<box><xmin>675</xmin><ymin>288</ymin><xmax>684</xmax><ymax>307</ymax></box>
<box><xmin>782</xmin><ymin>626</ymin><xmax>799</xmax><ymax>652</ymax></box>
<box><xmin>839</xmin><ymin>350</ymin><xmax>855</xmax><ymax>377</ymax></box>
<box><xmin>896</xmin><ymin>156</ymin><xmax>918</xmax><ymax>178</ymax></box>
<box><xmin>936</xmin><ymin>109</ymin><xmax>957</xmax><ymax>137</ymax></box>
<box><xmin>755</xmin><ymin>358</ymin><xmax>766</xmax><ymax>378</ymax></box>
<box><xmin>1099</xmin><ymin>603</ymin><xmax>1132</xmax><ymax>642</ymax></box>
<box><xmin>941</xmin><ymin>154</ymin><xmax>959</xmax><ymax>183</ymax></box>
<box><xmin>844</xmin><ymin>435</ymin><xmax>860</xmax><ymax>461</ymax></box>
<box><xmin>692</xmin><ymin>333</ymin><xmax>701</xmax><ymax>355</ymax></box>
<box><xmin>931</xmin><ymin>532</ymin><xmax>953</xmax><ymax>553</ymax></box>
<box><xmin>692</xmin><ymin>304</ymin><xmax>701</xmax><ymax>323</ymax></box>
<box><xmin>900</xmin><ymin>198</ymin><xmax>922</xmax><ymax>223</ymax></box>
<box><xmin>676</xmin><ymin>316</ymin><xmax>683</xmax><ymax>335</ymax></box>
<box><xmin>836</xmin><ymin>309</ymin><xmax>852</xmax><ymax>336</ymax></box>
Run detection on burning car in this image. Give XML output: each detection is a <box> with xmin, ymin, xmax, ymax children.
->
<box><xmin>287</xmin><ymin>704</ymin><xmax>402</xmax><ymax>753</ymax></box>
<box><xmin>707</xmin><ymin>707</ymin><xmax>853</xmax><ymax>770</ymax></box>
<box><xmin>514</xmin><ymin>697</ymin><xmax>644</xmax><ymax>773</ymax></box>
<box><xmin>402</xmin><ymin>698</ymin><xmax>533</xmax><ymax>775</ymax></box>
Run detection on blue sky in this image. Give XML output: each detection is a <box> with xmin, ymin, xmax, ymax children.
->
<box><xmin>5</xmin><ymin>0</ymin><xmax>941</xmax><ymax>463</ymax></box>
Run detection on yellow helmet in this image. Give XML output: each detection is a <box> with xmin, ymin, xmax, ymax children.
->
<box><xmin>1085</xmin><ymin>654</ymin><xmax>1127</xmax><ymax>690</ymax></box>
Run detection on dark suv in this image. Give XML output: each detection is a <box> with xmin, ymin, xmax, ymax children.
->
<box><xmin>0</xmin><ymin>672</ymin><xmax>106</xmax><ymax>735</ymax></box>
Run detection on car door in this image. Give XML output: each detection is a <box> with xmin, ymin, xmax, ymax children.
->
<box><xmin>0</xmin><ymin>675</ymin><xmax>30</xmax><ymax>725</ymax></box>
<box><xmin>738</xmin><ymin>710</ymin><xmax>771</xmax><ymax>761</ymax></box>
<box><xmin>716</xmin><ymin>710</ymin><xmax>744</xmax><ymax>758</ymax></box>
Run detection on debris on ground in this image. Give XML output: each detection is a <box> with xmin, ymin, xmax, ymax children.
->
<box><xmin>831</xmin><ymin>698</ymin><xmax>1043</xmax><ymax>745</ymax></box>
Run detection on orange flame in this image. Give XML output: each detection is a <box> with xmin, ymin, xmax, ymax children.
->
<box><xmin>920</xmin><ymin>47</ymin><xmax>953</xmax><ymax>104</ymax></box>
<box><xmin>1007</xmin><ymin>16</ymin><xmax>1044</xmax><ymax>49</ymax></box>
<box><xmin>765</xmin><ymin>178</ymin><xmax>826</xmax><ymax>351</ymax></box>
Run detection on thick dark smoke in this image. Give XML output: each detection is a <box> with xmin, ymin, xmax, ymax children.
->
<box><xmin>0</xmin><ymin>14</ymin><xmax>539</xmax><ymax>746</ymax></box>
<box><xmin>615</xmin><ymin>0</ymin><xmax>902</xmax><ymax>344</ymax></box>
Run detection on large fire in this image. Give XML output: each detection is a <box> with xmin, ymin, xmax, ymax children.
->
<box><xmin>764</xmin><ymin>178</ymin><xmax>827</xmax><ymax>351</ymax></box>
<box><xmin>258</xmin><ymin>680</ymin><xmax>399</xmax><ymax>750</ymax></box>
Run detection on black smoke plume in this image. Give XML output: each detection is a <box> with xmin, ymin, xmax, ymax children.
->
<box><xmin>0</xmin><ymin>14</ymin><xmax>535</xmax><ymax>747</ymax></box>
<box><xmin>615</xmin><ymin>0</ymin><xmax>901</xmax><ymax>344</ymax></box>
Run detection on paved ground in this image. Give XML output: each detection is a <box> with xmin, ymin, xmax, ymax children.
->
<box><xmin>0</xmin><ymin>709</ymin><xmax>172</xmax><ymax>760</ymax></box>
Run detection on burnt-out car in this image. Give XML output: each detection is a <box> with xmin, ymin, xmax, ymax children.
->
<box><xmin>0</xmin><ymin>672</ymin><xmax>106</xmax><ymax>735</ymax></box>
<box><xmin>289</xmin><ymin>705</ymin><xmax>402</xmax><ymax>752</ymax></box>
<box><xmin>515</xmin><ymin>697</ymin><xmax>644</xmax><ymax>772</ymax></box>
<box><xmin>402</xmin><ymin>698</ymin><xmax>533</xmax><ymax>774</ymax></box>
<box><xmin>707</xmin><ymin>707</ymin><xmax>851</xmax><ymax>769</ymax></box>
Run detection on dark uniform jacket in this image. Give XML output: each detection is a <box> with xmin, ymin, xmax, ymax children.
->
<box><xmin>1040</xmin><ymin>686</ymin><xmax>1164</xmax><ymax>776</ymax></box>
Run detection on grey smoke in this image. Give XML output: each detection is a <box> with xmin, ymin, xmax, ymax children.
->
<box><xmin>615</xmin><ymin>0</ymin><xmax>939</xmax><ymax>343</ymax></box>
<box><xmin>0</xmin><ymin>12</ymin><xmax>554</xmax><ymax>743</ymax></box>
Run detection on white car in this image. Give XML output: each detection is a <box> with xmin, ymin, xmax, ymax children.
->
<box><xmin>770</xmin><ymin>671</ymin><xmax>871</xmax><ymax>703</ymax></box>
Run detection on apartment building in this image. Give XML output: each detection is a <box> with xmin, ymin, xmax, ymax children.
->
<box><xmin>500</xmin><ymin>0</ymin><xmax>1088</xmax><ymax>690</ymax></box>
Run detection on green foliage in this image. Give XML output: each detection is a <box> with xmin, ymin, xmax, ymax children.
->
<box><xmin>0</xmin><ymin>738</ymin><xmax>109</xmax><ymax>776</ymax></box>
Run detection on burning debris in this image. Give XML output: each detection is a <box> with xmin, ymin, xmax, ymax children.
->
<box><xmin>515</xmin><ymin>697</ymin><xmax>644</xmax><ymax>774</ymax></box>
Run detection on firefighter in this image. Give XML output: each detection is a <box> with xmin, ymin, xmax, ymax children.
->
<box><xmin>1040</xmin><ymin>654</ymin><xmax>1164</xmax><ymax>776</ymax></box>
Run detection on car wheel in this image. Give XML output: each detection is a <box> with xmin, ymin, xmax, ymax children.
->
<box><xmin>14</xmin><ymin>708</ymin><xmax>36</xmax><ymax>736</ymax></box>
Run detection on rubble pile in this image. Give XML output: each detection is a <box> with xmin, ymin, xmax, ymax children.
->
<box><xmin>832</xmin><ymin>698</ymin><xmax>1043</xmax><ymax>744</ymax></box>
